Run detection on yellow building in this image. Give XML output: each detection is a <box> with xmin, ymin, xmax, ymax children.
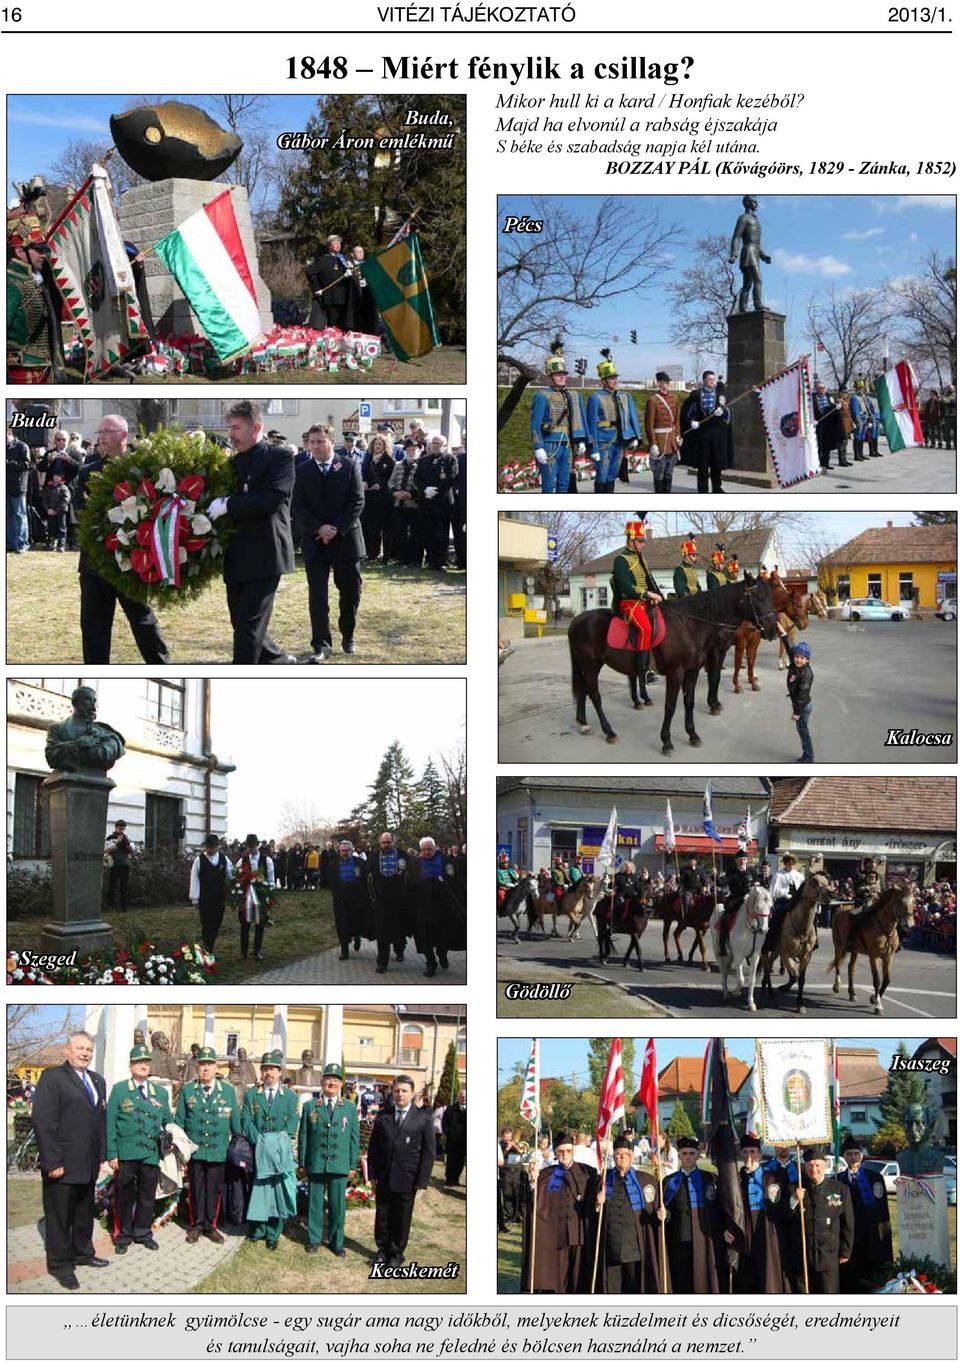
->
<box><xmin>14</xmin><ymin>1004</ymin><xmax>466</xmax><ymax>1098</ymax></box>
<box><xmin>820</xmin><ymin>521</ymin><xmax>957</xmax><ymax>609</ymax></box>
<box><xmin>499</xmin><ymin>513</ymin><xmax>549</xmax><ymax>640</ymax></box>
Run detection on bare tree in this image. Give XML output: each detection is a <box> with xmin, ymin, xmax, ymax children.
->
<box><xmin>200</xmin><ymin>95</ymin><xmax>278</xmax><ymax>215</ymax></box>
<box><xmin>277</xmin><ymin>798</ymin><xmax>334</xmax><ymax>845</ymax></box>
<box><xmin>7</xmin><ymin>1005</ymin><xmax>82</xmax><ymax>1071</ymax></box>
<box><xmin>666</xmin><ymin>232</ymin><xmax>736</xmax><ymax>369</ymax></box>
<box><xmin>44</xmin><ymin>139</ymin><xmax>143</xmax><ymax>198</ymax></box>
<box><xmin>497</xmin><ymin>197</ymin><xmax>684</xmax><ymax>428</ymax></box>
<box><xmin>653</xmin><ymin>510</ymin><xmax>808</xmax><ymax>538</ymax></box>
<box><xmin>792</xmin><ymin>532</ymin><xmax>851</xmax><ymax>605</ymax></box>
<box><xmin>438</xmin><ymin>742</ymin><xmax>467</xmax><ymax>847</ymax></box>
<box><xmin>807</xmin><ymin>285</ymin><xmax>891</xmax><ymax>389</ymax></box>
<box><xmin>891</xmin><ymin>251</ymin><xmax>957</xmax><ymax>389</ymax></box>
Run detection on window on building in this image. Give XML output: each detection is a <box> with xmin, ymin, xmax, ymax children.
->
<box><xmin>837</xmin><ymin>574</ymin><xmax>851</xmax><ymax>601</ymax></box>
<box><xmin>898</xmin><ymin>572</ymin><xmax>914</xmax><ymax>602</ymax></box>
<box><xmin>144</xmin><ymin>793</ymin><xmax>183</xmax><ymax>852</ymax></box>
<box><xmin>58</xmin><ymin>399</ymin><xmax>83</xmax><ymax>420</ymax></box>
<box><xmin>168</xmin><ymin>399</ymin><xmax>222</xmax><ymax>424</ymax></box>
<box><xmin>12</xmin><ymin>774</ymin><xmax>50</xmax><ymax>858</ymax></box>
<box><xmin>867</xmin><ymin>573</ymin><xmax>882</xmax><ymax>599</ymax></box>
<box><xmin>849</xmin><ymin>1109</ymin><xmax>867</xmax><ymax>1124</ymax></box>
<box><xmin>580</xmin><ymin>588</ymin><xmax>589</xmax><ymax>610</ymax></box>
<box><xmin>144</xmin><ymin>679</ymin><xmax>185</xmax><ymax>728</ymax></box>
<box><xmin>357</xmin><ymin>1036</ymin><xmax>374</xmax><ymax>1047</ymax></box>
<box><xmin>225</xmin><ymin>1032</ymin><xmax>239</xmax><ymax>1057</ymax></box>
<box><xmin>551</xmin><ymin>828</ymin><xmax>579</xmax><ymax>859</ymax></box>
<box><xmin>398</xmin><ymin>1023</ymin><xmax>423</xmax><ymax>1065</ymax></box>
<box><xmin>262</xmin><ymin>399</ymin><xmax>300</xmax><ymax>416</ymax></box>
<box><xmin>456</xmin><ymin>1026</ymin><xmax>466</xmax><ymax>1056</ymax></box>
<box><xmin>516</xmin><ymin>827</ymin><xmax>528</xmax><ymax>867</ymax></box>
<box><xmin>597</xmin><ymin>587</ymin><xmax>609</xmax><ymax>607</ymax></box>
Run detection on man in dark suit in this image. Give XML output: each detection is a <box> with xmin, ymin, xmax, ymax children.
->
<box><xmin>31</xmin><ymin>1030</ymin><xmax>110</xmax><ymax>1289</ymax></box>
<box><xmin>291</xmin><ymin>425</ymin><xmax>365</xmax><ymax>662</ymax></box>
<box><xmin>207</xmin><ymin>400</ymin><xmax>296</xmax><ymax>665</ymax></box>
<box><xmin>366</xmin><ymin>1075</ymin><xmax>436</xmax><ymax>1267</ymax></box>
<box><xmin>76</xmin><ymin>415</ymin><xmax>171</xmax><ymax>664</ymax></box>
<box><xmin>306</xmin><ymin>234</ymin><xmax>354</xmax><ymax>331</ymax></box>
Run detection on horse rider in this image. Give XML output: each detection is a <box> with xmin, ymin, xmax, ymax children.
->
<box><xmin>717</xmin><ymin>849</ymin><xmax>755</xmax><ymax>951</ymax></box>
<box><xmin>673</xmin><ymin>533</ymin><xmax>701</xmax><ymax>597</ymax></box>
<box><xmin>550</xmin><ymin>854</ymin><xmax>571</xmax><ymax>896</ymax></box>
<box><xmin>706</xmin><ymin>543</ymin><xmax>727</xmax><ymax>591</ymax></box>
<box><xmin>854</xmin><ymin>857</ymin><xmax>883</xmax><ymax>911</ymax></box>
<box><xmin>530</xmin><ymin>336</ymin><xmax>589</xmax><ymax>494</ymax></box>
<box><xmin>768</xmin><ymin>852</ymin><xmax>805</xmax><ymax>937</ymax></box>
<box><xmin>568</xmin><ymin>853</ymin><xmax>585</xmax><ymax>885</ymax></box>
<box><xmin>610</xmin><ymin>517</ymin><xmax>664</xmax><ymax>653</ymax></box>
<box><xmin>497</xmin><ymin>851</ymin><xmax>520</xmax><ymax>910</ymax></box>
<box><xmin>678</xmin><ymin>857</ymin><xmax>706</xmax><ymax>921</ymax></box>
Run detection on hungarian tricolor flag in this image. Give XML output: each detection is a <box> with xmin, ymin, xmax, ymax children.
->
<box><xmin>361</xmin><ymin>230</ymin><xmax>440</xmax><ymax>361</ymax></box>
<box><xmin>595</xmin><ymin>1039</ymin><xmax>625</xmax><ymax>1168</ymax></box>
<box><xmin>46</xmin><ymin>164</ymin><xmax>149</xmax><ymax>381</ymax></box>
<box><xmin>874</xmin><ymin>360</ymin><xmax>924</xmax><ymax>451</ymax></box>
<box><xmin>154</xmin><ymin>190</ymin><xmax>263</xmax><ymax>364</ymax></box>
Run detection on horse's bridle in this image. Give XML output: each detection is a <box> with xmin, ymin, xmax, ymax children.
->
<box><xmin>742</xmin><ymin>582</ymin><xmax>779</xmax><ymax>632</ymax></box>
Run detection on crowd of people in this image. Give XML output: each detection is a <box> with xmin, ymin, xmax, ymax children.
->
<box><xmin>6</xmin><ymin>401</ymin><xmax>466</xmax><ymax>664</ymax></box>
<box><xmin>500</xmin><ymin>1124</ymin><xmax>892</xmax><ymax>1295</ymax></box>
<box><xmin>28</xmin><ymin>1030</ymin><xmax>465</xmax><ymax>1289</ymax></box>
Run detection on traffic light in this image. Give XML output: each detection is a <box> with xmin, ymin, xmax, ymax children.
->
<box><xmin>630</xmin><ymin>330</ymin><xmax>637</xmax><ymax>344</ymax></box>
<box><xmin>575</xmin><ymin>357</ymin><xmax>587</xmax><ymax>377</ymax></box>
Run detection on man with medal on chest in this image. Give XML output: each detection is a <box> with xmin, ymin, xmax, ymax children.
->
<box><xmin>725</xmin><ymin>1133</ymin><xmax>792</xmax><ymax>1293</ymax></box>
<box><xmin>586</xmin><ymin>348</ymin><xmax>642</xmax><ymax>494</ymax></box>
<box><xmin>369</xmin><ymin>830</ymin><xmax>410</xmax><ymax>973</ymax></box>
<box><xmin>836</xmin><ymin>1135</ymin><xmax>892</xmax><ymax>1291</ymax></box>
<box><xmin>529</xmin><ymin>336</ymin><xmax>589</xmax><ymax>493</ymax></box>
<box><xmin>298</xmin><ymin>1063</ymin><xmax>360</xmax><ymax>1258</ymax></box>
<box><xmin>106</xmin><ymin>1043</ymin><xmax>171</xmax><ymax>1255</ymax></box>
<box><xmin>174</xmin><ymin>1046</ymin><xmax>241</xmax><ymax>1244</ymax></box>
<box><xmin>662</xmin><ymin>1135</ymin><xmax>724</xmax><ymax>1293</ymax></box>
<box><xmin>681</xmin><ymin>371</ymin><xmax>735</xmax><ymax>494</ymax></box>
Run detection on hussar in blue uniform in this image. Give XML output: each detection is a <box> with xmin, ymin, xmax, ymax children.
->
<box><xmin>529</xmin><ymin>336</ymin><xmax>588</xmax><ymax>493</ymax></box>
<box><xmin>298</xmin><ymin>1063</ymin><xmax>360</xmax><ymax>1257</ymax></box>
<box><xmin>585</xmin><ymin>348</ymin><xmax>642</xmax><ymax>494</ymax></box>
<box><xmin>242</xmin><ymin>1051</ymin><xmax>299</xmax><ymax>1249</ymax></box>
<box><xmin>850</xmin><ymin>380</ymin><xmax>876</xmax><ymax>462</ymax></box>
<box><xmin>105</xmin><ymin>1043</ymin><xmax>171</xmax><ymax>1254</ymax></box>
<box><xmin>174</xmin><ymin>1045</ymin><xmax>241</xmax><ymax>1243</ymax></box>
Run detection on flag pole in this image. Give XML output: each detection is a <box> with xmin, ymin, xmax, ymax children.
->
<box><xmin>655</xmin><ymin>1111</ymin><xmax>668</xmax><ymax>1293</ymax></box>
<box><xmin>796</xmin><ymin>1140</ymin><xmax>810</xmax><ymax>1293</ymax></box>
<box><xmin>527</xmin><ymin>1163</ymin><xmax>538</xmax><ymax>1293</ymax></box>
<box><xmin>589</xmin><ymin>1136</ymin><xmax>610</xmax><ymax>1294</ymax></box>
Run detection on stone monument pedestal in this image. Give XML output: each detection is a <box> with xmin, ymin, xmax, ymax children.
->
<box><xmin>41</xmin><ymin>770</ymin><xmax>115</xmax><ymax>955</ymax></box>
<box><xmin>724</xmin><ymin>309</ymin><xmax>785</xmax><ymax>488</ymax></box>
<box><xmin>118</xmin><ymin>179</ymin><xmax>272</xmax><ymax>337</ymax></box>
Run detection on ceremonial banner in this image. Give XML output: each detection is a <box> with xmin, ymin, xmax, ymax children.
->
<box><xmin>361</xmin><ymin>230</ymin><xmax>440</xmax><ymax>360</ymax></box>
<box><xmin>595</xmin><ymin>1038</ymin><xmax>626</xmax><ymax>1163</ymax></box>
<box><xmin>703</xmin><ymin>781</ymin><xmax>723</xmax><ymax>843</ymax></box>
<box><xmin>46</xmin><ymin>165</ymin><xmax>149</xmax><ymax>381</ymax></box>
<box><xmin>154</xmin><ymin>190</ymin><xmax>263</xmax><ymax>364</ymax></box>
<box><xmin>875</xmin><ymin>360</ymin><xmax>924</xmax><ymax>451</ymax></box>
<box><xmin>896</xmin><ymin>1173</ymin><xmax>951</xmax><ymax>1271</ymax></box>
<box><xmin>595</xmin><ymin>807</ymin><xmax>619</xmax><ymax>878</ymax></box>
<box><xmin>663</xmin><ymin>800</ymin><xmax>676</xmax><ymax>854</ymax></box>
<box><xmin>519</xmin><ymin>1039</ymin><xmax>540</xmax><ymax>1127</ymax></box>
<box><xmin>756</xmin><ymin>356</ymin><xmax>819</xmax><ymax>488</ymax></box>
<box><xmin>756</xmin><ymin>1038</ymin><xmax>832</xmax><ymax>1146</ymax></box>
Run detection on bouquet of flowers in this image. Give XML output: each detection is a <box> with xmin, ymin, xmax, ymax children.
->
<box><xmin>6</xmin><ymin>952</ymin><xmax>54</xmax><ymax>985</ymax></box>
<box><xmin>228</xmin><ymin>856</ymin><xmax>277</xmax><ymax>929</ymax></box>
<box><xmin>871</xmin><ymin>1254</ymin><xmax>955</xmax><ymax>1293</ymax></box>
<box><xmin>346</xmin><ymin>1167</ymin><xmax>376</xmax><ymax>1207</ymax></box>
<box><xmin>77</xmin><ymin>426</ymin><xmax>236</xmax><ymax>607</ymax></box>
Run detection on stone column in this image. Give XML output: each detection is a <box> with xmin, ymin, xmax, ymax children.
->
<box><xmin>42</xmin><ymin>770</ymin><xmax>115</xmax><ymax>955</ymax></box>
<box><xmin>725</xmin><ymin>309</ymin><xmax>786</xmax><ymax>488</ymax></box>
<box><xmin>117</xmin><ymin>179</ymin><xmax>272</xmax><ymax>336</ymax></box>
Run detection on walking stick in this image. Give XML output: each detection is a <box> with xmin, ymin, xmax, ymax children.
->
<box><xmin>589</xmin><ymin>1138</ymin><xmax>610</xmax><ymax>1294</ymax></box>
<box><xmin>796</xmin><ymin>1141</ymin><xmax>810</xmax><ymax>1293</ymax></box>
<box><xmin>655</xmin><ymin>1122</ymin><xmax>668</xmax><ymax>1293</ymax></box>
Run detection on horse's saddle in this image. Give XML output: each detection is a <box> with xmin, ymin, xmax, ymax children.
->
<box><xmin>608</xmin><ymin>603</ymin><xmax>666</xmax><ymax>653</ymax></box>
<box><xmin>719</xmin><ymin>908</ymin><xmax>739</xmax><ymax>953</ymax></box>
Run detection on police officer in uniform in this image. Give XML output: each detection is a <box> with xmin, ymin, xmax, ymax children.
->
<box><xmin>529</xmin><ymin>337</ymin><xmax>589</xmax><ymax>494</ymax></box>
<box><xmin>585</xmin><ymin>348</ymin><xmax>642</xmax><ymax>494</ymax></box>
<box><xmin>790</xmin><ymin>1145</ymin><xmax>854</xmax><ymax>1294</ymax></box>
<box><xmin>298</xmin><ymin>1063</ymin><xmax>360</xmax><ymax>1257</ymax></box>
<box><xmin>174</xmin><ymin>1046</ymin><xmax>241</xmax><ymax>1243</ymax></box>
<box><xmin>106</xmin><ymin>1043</ymin><xmax>171</xmax><ymax>1254</ymax></box>
<box><xmin>837</xmin><ymin>1136</ymin><xmax>893</xmax><ymax>1291</ymax></box>
<box><xmin>673</xmin><ymin>534</ymin><xmax>701</xmax><ymax>596</ymax></box>
<box><xmin>242</xmin><ymin>1051</ymin><xmax>300</xmax><ymax>1249</ymax></box>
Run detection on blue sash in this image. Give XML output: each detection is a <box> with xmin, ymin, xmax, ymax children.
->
<box><xmin>547</xmin><ymin>1165</ymin><xmax>567</xmax><ymax>1193</ymax></box>
<box><xmin>664</xmin><ymin>1168</ymin><xmax>703</xmax><ymax>1208</ymax></box>
<box><xmin>421</xmin><ymin>851</ymin><xmax>444</xmax><ymax>881</ymax></box>
<box><xmin>379</xmin><ymin>849</ymin><xmax>398</xmax><ymax>877</ymax></box>
<box><xmin>745</xmin><ymin>1167</ymin><xmax>765</xmax><ymax>1212</ymax></box>
<box><xmin>605</xmin><ymin>1167</ymin><xmax>644</xmax><ymax>1210</ymax></box>
<box><xmin>338</xmin><ymin>858</ymin><xmax>359</xmax><ymax>883</ymax></box>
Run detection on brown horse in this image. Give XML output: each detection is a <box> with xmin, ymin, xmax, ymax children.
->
<box><xmin>531</xmin><ymin>875</ymin><xmax>598</xmax><ymax>940</ymax></box>
<box><xmin>758</xmin><ymin>872</ymin><xmax>834</xmax><ymax>1013</ymax></box>
<box><xmin>732</xmin><ymin>580</ymin><xmax>811</xmax><ymax>695</ymax></box>
<box><xmin>654</xmin><ymin>888</ymin><xmax>716</xmax><ymax>971</ymax></box>
<box><xmin>827</xmin><ymin>883</ymin><xmax>916</xmax><ymax>1014</ymax></box>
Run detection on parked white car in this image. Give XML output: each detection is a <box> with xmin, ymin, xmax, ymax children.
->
<box><xmin>935</xmin><ymin>598</ymin><xmax>957</xmax><ymax>621</ymax></box>
<box><xmin>862</xmin><ymin>1157</ymin><xmax>900</xmax><ymax>1194</ymax></box>
<box><xmin>840</xmin><ymin>597</ymin><xmax>911</xmax><ymax>622</ymax></box>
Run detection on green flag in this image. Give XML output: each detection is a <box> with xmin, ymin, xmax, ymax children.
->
<box><xmin>361</xmin><ymin>230</ymin><xmax>440</xmax><ymax>361</ymax></box>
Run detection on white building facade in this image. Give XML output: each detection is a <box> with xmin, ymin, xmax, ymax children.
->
<box><xmin>7</xmin><ymin>678</ymin><xmax>234</xmax><ymax>869</ymax></box>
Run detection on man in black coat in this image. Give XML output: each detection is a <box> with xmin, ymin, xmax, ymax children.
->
<box><xmin>790</xmin><ymin>1145</ymin><xmax>854</xmax><ymax>1294</ymax></box>
<box><xmin>306</xmin><ymin>234</ymin><xmax>355</xmax><ymax>331</ymax></box>
<box><xmin>207</xmin><ymin>400</ymin><xmax>296</xmax><ymax>665</ymax></box>
<box><xmin>366</xmin><ymin>1076</ymin><xmax>436</xmax><ymax>1267</ymax></box>
<box><xmin>442</xmin><ymin>1092</ymin><xmax>467</xmax><ymax>1187</ymax></box>
<box><xmin>413</xmin><ymin>436</ymin><xmax>458</xmax><ymax>570</ymax></box>
<box><xmin>368</xmin><ymin>830</ymin><xmax>411</xmax><ymax>972</ymax></box>
<box><xmin>31</xmin><ymin>1031</ymin><xmax>110</xmax><ymax>1289</ymax></box>
<box><xmin>291</xmin><ymin>425</ymin><xmax>365</xmax><ymax>662</ymax></box>
<box><xmin>75</xmin><ymin>415</ymin><xmax>171</xmax><ymax>664</ymax></box>
<box><xmin>680</xmin><ymin>370</ymin><xmax>735</xmax><ymax>494</ymax></box>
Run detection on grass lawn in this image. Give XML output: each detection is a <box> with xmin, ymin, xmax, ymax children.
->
<box><xmin>497</xmin><ymin>965</ymin><xmax>666</xmax><ymax>1018</ymax></box>
<box><xmin>7</xmin><ymin>890</ymin><xmax>340</xmax><ymax>984</ymax></box>
<box><xmin>91</xmin><ymin>347</ymin><xmax>467</xmax><ymax>386</ymax></box>
<box><xmin>196</xmin><ymin>1166</ymin><xmax>465</xmax><ymax>1294</ymax></box>
<box><xmin>6</xmin><ymin>1177</ymin><xmax>41</xmax><ymax>1231</ymax></box>
<box><xmin>5</xmin><ymin>556</ymin><xmax>465</xmax><ymax>664</ymax></box>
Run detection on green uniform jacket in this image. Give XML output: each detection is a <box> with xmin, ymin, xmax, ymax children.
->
<box><xmin>106</xmin><ymin>1078</ymin><xmax>171</xmax><ymax>1165</ymax></box>
<box><xmin>242</xmin><ymin>1084</ymin><xmax>300</xmax><ymax>1143</ymax></box>
<box><xmin>673</xmin><ymin>564</ymin><xmax>701</xmax><ymax>596</ymax></box>
<box><xmin>298</xmin><ymin>1096</ymin><xmax>360</xmax><ymax>1176</ymax></box>
<box><xmin>7</xmin><ymin>259</ymin><xmax>51</xmax><ymax>372</ymax></box>
<box><xmin>174</xmin><ymin>1078</ymin><xmax>241</xmax><ymax>1162</ymax></box>
<box><xmin>611</xmin><ymin>549</ymin><xmax>658</xmax><ymax>612</ymax></box>
<box><xmin>496</xmin><ymin>866</ymin><xmax>519</xmax><ymax>888</ymax></box>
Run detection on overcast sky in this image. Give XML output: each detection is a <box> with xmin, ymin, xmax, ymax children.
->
<box><xmin>209</xmin><ymin>679</ymin><xmax>465</xmax><ymax>835</ymax></box>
